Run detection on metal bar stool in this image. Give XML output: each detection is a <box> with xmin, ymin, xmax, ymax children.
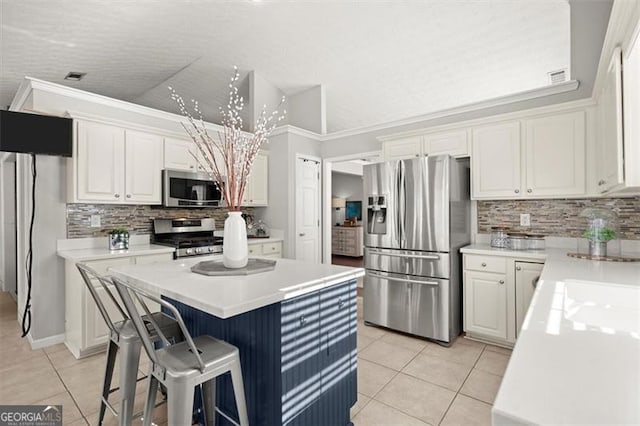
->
<box><xmin>112</xmin><ymin>276</ymin><xmax>249</xmax><ymax>426</ymax></box>
<box><xmin>76</xmin><ymin>263</ymin><xmax>183</xmax><ymax>426</ymax></box>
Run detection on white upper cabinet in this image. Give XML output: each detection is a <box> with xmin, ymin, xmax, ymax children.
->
<box><xmin>382</xmin><ymin>136</ymin><xmax>422</xmax><ymax>160</ymax></box>
<box><xmin>76</xmin><ymin>121</ymin><xmax>125</xmax><ymax>202</ymax></box>
<box><xmin>596</xmin><ymin>48</ymin><xmax>625</xmax><ymax>193</ymax></box>
<box><xmin>472</xmin><ymin>112</ymin><xmax>586</xmax><ymax>200</ymax></box>
<box><xmin>124</xmin><ymin>130</ymin><xmax>163</xmax><ymax>203</ymax></box>
<box><xmin>423</xmin><ymin>129</ymin><xmax>469</xmax><ymax>157</ymax></box>
<box><xmin>471</xmin><ymin>122</ymin><xmax>521</xmax><ymax>199</ymax></box>
<box><xmin>164</xmin><ymin>137</ymin><xmax>198</xmax><ymax>171</ymax></box>
<box><xmin>621</xmin><ymin>20</ymin><xmax>640</xmax><ymax>192</ymax></box>
<box><xmin>70</xmin><ymin>120</ymin><xmax>163</xmax><ymax>204</ymax></box>
<box><xmin>524</xmin><ymin>111</ymin><xmax>585</xmax><ymax>197</ymax></box>
<box><xmin>242</xmin><ymin>151</ymin><xmax>268</xmax><ymax>206</ymax></box>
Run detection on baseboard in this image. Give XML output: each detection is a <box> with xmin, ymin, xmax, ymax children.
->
<box><xmin>27</xmin><ymin>332</ymin><xmax>65</xmax><ymax>350</ymax></box>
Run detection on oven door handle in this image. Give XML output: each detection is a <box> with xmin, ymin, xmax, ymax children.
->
<box><xmin>367</xmin><ymin>272</ymin><xmax>439</xmax><ymax>286</ymax></box>
<box><xmin>368</xmin><ymin>249</ymin><xmax>440</xmax><ymax>260</ymax></box>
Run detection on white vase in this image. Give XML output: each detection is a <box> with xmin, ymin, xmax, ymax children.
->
<box><xmin>223</xmin><ymin>211</ymin><xmax>249</xmax><ymax>268</ymax></box>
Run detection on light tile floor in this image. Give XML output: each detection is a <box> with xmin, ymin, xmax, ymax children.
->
<box><xmin>0</xmin><ymin>292</ymin><xmax>511</xmax><ymax>425</ymax></box>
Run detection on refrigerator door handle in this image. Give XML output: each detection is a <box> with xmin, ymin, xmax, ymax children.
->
<box><xmin>398</xmin><ymin>161</ymin><xmax>406</xmax><ymax>246</ymax></box>
<box><xmin>367</xmin><ymin>272</ymin><xmax>440</xmax><ymax>286</ymax></box>
<box><xmin>367</xmin><ymin>249</ymin><xmax>441</xmax><ymax>260</ymax></box>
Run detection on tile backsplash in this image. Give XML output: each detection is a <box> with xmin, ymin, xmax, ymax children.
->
<box><xmin>66</xmin><ymin>204</ymin><xmax>255</xmax><ymax>238</ymax></box>
<box><xmin>477</xmin><ymin>197</ymin><xmax>640</xmax><ymax>240</ymax></box>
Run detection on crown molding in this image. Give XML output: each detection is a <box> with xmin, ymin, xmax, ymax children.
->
<box><xmin>327</xmin><ymin>80</ymin><xmax>580</xmax><ymax>140</ymax></box>
<box><xmin>270</xmin><ymin>124</ymin><xmax>323</xmax><ymax>141</ymax></box>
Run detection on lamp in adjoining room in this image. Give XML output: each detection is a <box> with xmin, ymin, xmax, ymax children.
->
<box><xmin>332</xmin><ymin>197</ymin><xmax>346</xmax><ymax>225</ymax></box>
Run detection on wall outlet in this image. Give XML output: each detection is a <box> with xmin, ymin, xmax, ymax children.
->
<box><xmin>520</xmin><ymin>213</ymin><xmax>531</xmax><ymax>227</ymax></box>
<box><xmin>90</xmin><ymin>215</ymin><xmax>101</xmax><ymax>228</ymax></box>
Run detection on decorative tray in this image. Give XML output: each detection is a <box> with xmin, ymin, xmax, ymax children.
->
<box><xmin>191</xmin><ymin>258</ymin><xmax>277</xmax><ymax>276</ymax></box>
<box><xmin>566</xmin><ymin>252</ymin><xmax>640</xmax><ymax>262</ymax></box>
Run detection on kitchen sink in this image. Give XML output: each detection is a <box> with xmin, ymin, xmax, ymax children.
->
<box><xmin>563</xmin><ymin>279</ymin><xmax>640</xmax><ymax>335</ymax></box>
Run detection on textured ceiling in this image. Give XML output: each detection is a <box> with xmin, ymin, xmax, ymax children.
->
<box><xmin>0</xmin><ymin>0</ymin><xmax>570</xmax><ymax>133</ymax></box>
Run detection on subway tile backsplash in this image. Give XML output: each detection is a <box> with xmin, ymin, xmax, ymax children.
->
<box><xmin>477</xmin><ymin>197</ymin><xmax>640</xmax><ymax>240</ymax></box>
<box><xmin>66</xmin><ymin>204</ymin><xmax>255</xmax><ymax>238</ymax></box>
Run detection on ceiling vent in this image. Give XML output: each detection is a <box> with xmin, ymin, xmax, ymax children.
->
<box><xmin>547</xmin><ymin>69</ymin><xmax>567</xmax><ymax>85</ymax></box>
<box><xmin>64</xmin><ymin>72</ymin><xmax>86</xmax><ymax>81</ymax></box>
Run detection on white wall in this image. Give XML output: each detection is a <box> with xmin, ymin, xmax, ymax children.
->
<box><xmin>288</xmin><ymin>85</ymin><xmax>326</xmax><ymax>134</ymax></box>
<box><xmin>0</xmin><ymin>157</ymin><xmax>17</xmax><ymax>295</ymax></box>
<box><xmin>249</xmin><ymin>71</ymin><xmax>287</xmax><ymax>131</ymax></box>
<box><xmin>16</xmin><ymin>154</ymin><xmax>67</xmax><ymax>343</ymax></box>
<box><xmin>332</xmin><ymin>172</ymin><xmax>363</xmax><ymax>202</ymax></box>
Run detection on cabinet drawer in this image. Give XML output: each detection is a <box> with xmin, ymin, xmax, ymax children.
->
<box><xmin>248</xmin><ymin>244</ymin><xmax>263</xmax><ymax>256</ymax></box>
<box><xmin>84</xmin><ymin>257</ymin><xmax>132</xmax><ymax>276</ymax></box>
<box><xmin>464</xmin><ymin>255</ymin><xmax>506</xmax><ymax>273</ymax></box>
<box><xmin>263</xmin><ymin>242</ymin><xmax>282</xmax><ymax>255</ymax></box>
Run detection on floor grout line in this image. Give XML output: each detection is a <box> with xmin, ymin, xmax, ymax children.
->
<box><xmin>44</xmin><ymin>349</ymin><xmax>90</xmax><ymax>425</ymax></box>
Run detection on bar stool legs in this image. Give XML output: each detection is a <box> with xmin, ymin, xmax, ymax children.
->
<box><xmin>98</xmin><ymin>340</ymin><xmax>118</xmax><ymax>425</ymax></box>
<box><xmin>117</xmin><ymin>336</ymin><xmax>142</xmax><ymax>426</ymax></box>
<box><xmin>230</xmin><ymin>363</ymin><xmax>249</xmax><ymax>426</ymax></box>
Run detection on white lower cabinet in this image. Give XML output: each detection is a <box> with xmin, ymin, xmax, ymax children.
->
<box><xmin>65</xmin><ymin>252</ymin><xmax>172</xmax><ymax>358</ymax></box>
<box><xmin>463</xmin><ymin>253</ymin><xmax>544</xmax><ymax>346</ymax></box>
<box><xmin>247</xmin><ymin>240</ymin><xmax>282</xmax><ymax>258</ymax></box>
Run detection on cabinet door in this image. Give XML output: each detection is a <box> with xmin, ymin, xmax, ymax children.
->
<box><xmin>423</xmin><ymin>130</ymin><xmax>469</xmax><ymax>157</ymax></box>
<box><xmin>281</xmin><ymin>291</ymin><xmax>321</xmax><ymax>424</ymax></box>
<box><xmin>464</xmin><ymin>271</ymin><xmax>508</xmax><ymax>340</ymax></box>
<box><xmin>125</xmin><ymin>130</ymin><xmax>163</xmax><ymax>204</ymax></box>
<box><xmin>623</xmin><ymin>27</ymin><xmax>640</xmax><ymax>188</ymax></box>
<box><xmin>597</xmin><ymin>48</ymin><xmax>624</xmax><ymax>193</ymax></box>
<box><xmin>524</xmin><ymin>111</ymin><xmax>585</xmax><ymax>197</ymax></box>
<box><xmin>164</xmin><ymin>137</ymin><xmax>197</xmax><ymax>171</ymax></box>
<box><xmin>244</xmin><ymin>153</ymin><xmax>268</xmax><ymax>206</ymax></box>
<box><xmin>382</xmin><ymin>137</ymin><xmax>422</xmax><ymax>160</ymax></box>
<box><xmin>84</xmin><ymin>283</ymin><xmax>127</xmax><ymax>348</ymax></box>
<box><xmin>515</xmin><ymin>262</ymin><xmax>544</xmax><ymax>336</ymax></box>
<box><xmin>471</xmin><ymin>122</ymin><xmax>521</xmax><ymax>199</ymax></box>
<box><xmin>76</xmin><ymin>121</ymin><xmax>125</xmax><ymax>202</ymax></box>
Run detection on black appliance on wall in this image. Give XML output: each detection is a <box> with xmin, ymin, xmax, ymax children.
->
<box><xmin>0</xmin><ymin>110</ymin><xmax>73</xmax><ymax>337</ymax></box>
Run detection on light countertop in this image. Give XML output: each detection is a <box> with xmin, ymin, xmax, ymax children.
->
<box><xmin>109</xmin><ymin>256</ymin><xmax>364</xmax><ymax>319</ymax></box>
<box><xmin>466</xmin><ymin>245</ymin><xmax>640</xmax><ymax>425</ymax></box>
<box><xmin>246</xmin><ymin>237</ymin><xmax>283</xmax><ymax>245</ymax></box>
<box><xmin>58</xmin><ymin>244</ymin><xmax>175</xmax><ymax>261</ymax></box>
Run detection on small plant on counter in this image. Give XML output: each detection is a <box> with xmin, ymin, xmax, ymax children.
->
<box><xmin>109</xmin><ymin>227</ymin><xmax>129</xmax><ymax>235</ymax></box>
<box><xmin>582</xmin><ymin>226</ymin><xmax>616</xmax><ymax>242</ymax></box>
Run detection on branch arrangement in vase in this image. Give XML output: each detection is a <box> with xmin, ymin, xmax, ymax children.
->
<box><xmin>169</xmin><ymin>67</ymin><xmax>286</xmax><ymax>210</ymax></box>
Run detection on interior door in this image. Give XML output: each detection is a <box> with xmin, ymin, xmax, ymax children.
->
<box><xmin>296</xmin><ymin>157</ymin><xmax>321</xmax><ymax>263</ymax></box>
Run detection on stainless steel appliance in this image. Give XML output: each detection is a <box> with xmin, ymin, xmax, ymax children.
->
<box><xmin>152</xmin><ymin>218</ymin><xmax>222</xmax><ymax>258</ymax></box>
<box><xmin>363</xmin><ymin>155</ymin><xmax>470</xmax><ymax>343</ymax></box>
<box><xmin>162</xmin><ymin>169</ymin><xmax>224</xmax><ymax>207</ymax></box>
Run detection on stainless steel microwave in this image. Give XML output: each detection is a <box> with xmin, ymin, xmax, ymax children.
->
<box><xmin>162</xmin><ymin>169</ymin><xmax>224</xmax><ymax>207</ymax></box>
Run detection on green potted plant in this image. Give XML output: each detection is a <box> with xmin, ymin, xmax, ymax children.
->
<box><xmin>581</xmin><ymin>220</ymin><xmax>616</xmax><ymax>257</ymax></box>
<box><xmin>109</xmin><ymin>227</ymin><xmax>130</xmax><ymax>251</ymax></box>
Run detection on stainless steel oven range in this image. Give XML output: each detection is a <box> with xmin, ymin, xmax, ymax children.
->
<box><xmin>152</xmin><ymin>218</ymin><xmax>222</xmax><ymax>259</ymax></box>
<box><xmin>363</xmin><ymin>155</ymin><xmax>470</xmax><ymax>344</ymax></box>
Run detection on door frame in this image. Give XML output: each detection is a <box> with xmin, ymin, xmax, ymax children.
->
<box><xmin>321</xmin><ymin>151</ymin><xmax>381</xmax><ymax>264</ymax></box>
<box><xmin>294</xmin><ymin>153</ymin><xmax>322</xmax><ymax>262</ymax></box>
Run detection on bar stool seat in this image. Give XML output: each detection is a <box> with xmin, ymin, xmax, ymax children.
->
<box><xmin>76</xmin><ymin>263</ymin><xmax>183</xmax><ymax>426</ymax></box>
<box><xmin>112</xmin><ymin>276</ymin><xmax>249</xmax><ymax>426</ymax></box>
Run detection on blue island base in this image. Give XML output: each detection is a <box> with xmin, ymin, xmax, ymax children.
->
<box><xmin>168</xmin><ymin>279</ymin><xmax>358</xmax><ymax>426</ymax></box>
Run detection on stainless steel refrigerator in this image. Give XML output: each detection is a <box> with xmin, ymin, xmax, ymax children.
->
<box><xmin>363</xmin><ymin>155</ymin><xmax>470</xmax><ymax>343</ymax></box>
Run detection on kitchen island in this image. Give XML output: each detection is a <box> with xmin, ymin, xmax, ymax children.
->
<box><xmin>109</xmin><ymin>256</ymin><xmax>364</xmax><ymax>426</ymax></box>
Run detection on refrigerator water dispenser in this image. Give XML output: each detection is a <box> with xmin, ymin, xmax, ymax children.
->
<box><xmin>367</xmin><ymin>195</ymin><xmax>387</xmax><ymax>234</ymax></box>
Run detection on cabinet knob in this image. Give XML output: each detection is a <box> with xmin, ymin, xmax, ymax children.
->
<box><xmin>514</xmin><ymin>189</ymin><xmax>520</xmax><ymax>194</ymax></box>
<box><xmin>299</xmin><ymin>233</ymin><xmax>306</xmax><ymax>237</ymax></box>
<box><xmin>126</xmin><ymin>194</ymin><xmax>131</xmax><ymax>198</ymax></box>
<box><xmin>114</xmin><ymin>194</ymin><xmax>120</xmax><ymax>198</ymax></box>
<box><xmin>189</xmin><ymin>165</ymin><xmax>194</xmax><ymax>169</ymax></box>
<box><xmin>516</xmin><ymin>266</ymin><xmax>522</xmax><ymax>271</ymax></box>
<box><xmin>527</xmin><ymin>189</ymin><xmax>532</xmax><ymax>193</ymax></box>
<box><xmin>481</xmin><ymin>262</ymin><xmax>487</xmax><ymax>267</ymax></box>
<box><xmin>498</xmin><ymin>280</ymin><xmax>505</xmax><ymax>285</ymax></box>
<box><xmin>299</xmin><ymin>316</ymin><xmax>307</xmax><ymax>326</ymax></box>
<box><xmin>598</xmin><ymin>179</ymin><xmax>606</xmax><ymax>186</ymax></box>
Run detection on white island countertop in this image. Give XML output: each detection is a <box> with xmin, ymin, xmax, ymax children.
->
<box><xmin>109</xmin><ymin>256</ymin><xmax>364</xmax><ymax>319</ymax></box>
<box><xmin>471</xmin><ymin>244</ymin><xmax>640</xmax><ymax>425</ymax></box>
